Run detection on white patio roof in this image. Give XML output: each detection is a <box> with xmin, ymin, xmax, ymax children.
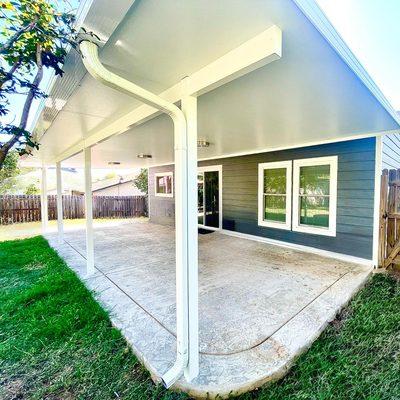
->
<box><xmin>29</xmin><ymin>0</ymin><xmax>400</xmax><ymax>169</ymax></box>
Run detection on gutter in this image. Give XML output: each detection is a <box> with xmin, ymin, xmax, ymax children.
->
<box><xmin>79</xmin><ymin>40</ymin><xmax>191</xmax><ymax>388</ymax></box>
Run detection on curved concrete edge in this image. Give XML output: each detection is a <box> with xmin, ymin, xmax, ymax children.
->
<box><xmin>46</xmin><ymin>236</ymin><xmax>177</xmax><ymax>383</ymax></box>
<box><xmin>47</xmin><ymin>235</ymin><xmax>372</xmax><ymax>399</ymax></box>
<box><xmin>173</xmin><ymin>267</ymin><xmax>373</xmax><ymax>399</ymax></box>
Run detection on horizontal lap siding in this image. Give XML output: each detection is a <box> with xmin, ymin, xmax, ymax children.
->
<box><xmin>149</xmin><ymin>138</ymin><xmax>376</xmax><ymax>259</ymax></box>
<box><xmin>382</xmin><ymin>133</ymin><xmax>400</xmax><ymax>170</ymax></box>
<box><xmin>148</xmin><ymin>165</ymin><xmax>175</xmax><ymax>225</ymax></box>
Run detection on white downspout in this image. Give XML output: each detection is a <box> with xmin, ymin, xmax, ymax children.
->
<box><xmin>79</xmin><ymin>40</ymin><xmax>191</xmax><ymax>388</ymax></box>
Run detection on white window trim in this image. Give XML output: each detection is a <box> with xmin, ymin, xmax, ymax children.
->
<box><xmin>154</xmin><ymin>171</ymin><xmax>174</xmax><ymax>198</ymax></box>
<box><xmin>258</xmin><ymin>161</ymin><xmax>292</xmax><ymax>230</ymax></box>
<box><xmin>197</xmin><ymin>165</ymin><xmax>223</xmax><ymax>230</ymax></box>
<box><xmin>292</xmin><ymin>156</ymin><xmax>338</xmax><ymax>237</ymax></box>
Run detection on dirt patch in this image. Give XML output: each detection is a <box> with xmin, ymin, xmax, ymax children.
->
<box><xmin>1</xmin><ymin>377</ymin><xmax>25</xmax><ymax>400</ymax></box>
<box><xmin>330</xmin><ymin>307</ymin><xmax>353</xmax><ymax>331</ymax></box>
<box><xmin>25</xmin><ymin>262</ymin><xmax>45</xmax><ymax>271</ymax></box>
<box><xmin>389</xmin><ymin>265</ymin><xmax>400</xmax><ymax>281</ymax></box>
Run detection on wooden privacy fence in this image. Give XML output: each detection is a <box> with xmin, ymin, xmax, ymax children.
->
<box><xmin>378</xmin><ymin>169</ymin><xmax>400</xmax><ymax>268</ymax></box>
<box><xmin>0</xmin><ymin>195</ymin><xmax>147</xmax><ymax>225</ymax></box>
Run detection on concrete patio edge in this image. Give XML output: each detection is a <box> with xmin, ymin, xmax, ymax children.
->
<box><xmin>174</xmin><ymin>267</ymin><xmax>373</xmax><ymax>398</ymax></box>
<box><xmin>46</xmin><ymin>227</ymin><xmax>373</xmax><ymax>399</ymax></box>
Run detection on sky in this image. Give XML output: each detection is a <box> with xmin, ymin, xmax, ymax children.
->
<box><xmin>316</xmin><ymin>0</ymin><xmax>400</xmax><ymax>111</ymax></box>
<box><xmin>2</xmin><ymin>0</ymin><xmax>400</xmax><ymax>136</ymax></box>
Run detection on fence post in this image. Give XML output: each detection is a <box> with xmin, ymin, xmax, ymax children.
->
<box><xmin>385</xmin><ymin>169</ymin><xmax>399</xmax><ymax>269</ymax></box>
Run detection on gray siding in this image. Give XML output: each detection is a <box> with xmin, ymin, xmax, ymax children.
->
<box><xmin>149</xmin><ymin>138</ymin><xmax>376</xmax><ymax>259</ymax></box>
<box><xmin>382</xmin><ymin>133</ymin><xmax>400</xmax><ymax>169</ymax></box>
<box><xmin>148</xmin><ymin>165</ymin><xmax>175</xmax><ymax>226</ymax></box>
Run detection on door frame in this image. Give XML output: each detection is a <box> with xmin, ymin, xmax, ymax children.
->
<box><xmin>197</xmin><ymin>165</ymin><xmax>223</xmax><ymax>231</ymax></box>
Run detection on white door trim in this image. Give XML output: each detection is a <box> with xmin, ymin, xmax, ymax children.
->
<box><xmin>198</xmin><ymin>165</ymin><xmax>223</xmax><ymax>230</ymax></box>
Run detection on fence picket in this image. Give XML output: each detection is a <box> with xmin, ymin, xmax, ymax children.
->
<box><xmin>0</xmin><ymin>195</ymin><xmax>147</xmax><ymax>225</ymax></box>
<box><xmin>379</xmin><ymin>168</ymin><xmax>400</xmax><ymax>268</ymax></box>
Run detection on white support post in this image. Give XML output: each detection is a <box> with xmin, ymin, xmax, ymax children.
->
<box><xmin>84</xmin><ymin>147</ymin><xmax>95</xmax><ymax>275</ymax></box>
<box><xmin>56</xmin><ymin>161</ymin><xmax>64</xmax><ymax>243</ymax></box>
<box><xmin>372</xmin><ymin>135</ymin><xmax>383</xmax><ymax>268</ymax></box>
<box><xmin>40</xmin><ymin>166</ymin><xmax>48</xmax><ymax>233</ymax></box>
<box><xmin>181</xmin><ymin>90</ymin><xmax>199</xmax><ymax>381</ymax></box>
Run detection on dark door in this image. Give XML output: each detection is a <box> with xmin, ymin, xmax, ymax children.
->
<box><xmin>204</xmin><ymin>171</ymin><xmax>219</xmax><ymax>228</ymax></box>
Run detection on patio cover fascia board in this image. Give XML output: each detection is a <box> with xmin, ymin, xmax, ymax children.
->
<box><xmin>52</xmin><ymin>25</ymin><xmax>282</xmax><ymax>163</ymax></box>
<box><xmin>293</xmin><ymin>0</ymin><xmax>400</xmax><ymax>126</ymax></box>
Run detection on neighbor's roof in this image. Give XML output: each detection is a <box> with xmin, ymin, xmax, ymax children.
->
<box><xmin>92</xmin><ymin>173</ymin><xmax>140</xmax><ymax>192</ymax></box>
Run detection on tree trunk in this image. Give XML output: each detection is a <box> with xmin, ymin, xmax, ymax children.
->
<box><xmin>0</xmin><ymin>44</ymin><xmax>43</xmax><ymax>170</ymax></box>
<box><xmin>0</xmin><ymin>149</ymin><xmax>8</xmax><ymax>168</ymax></box>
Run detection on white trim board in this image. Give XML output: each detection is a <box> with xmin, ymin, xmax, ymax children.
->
<box><xmin>258</xmin><ymin>161</ymin><xmax>292</xmax><ymax>230</ymax></box>
<box><xmin>220</xmin><ymin>229</ymin><xmax>373</xmax><ymax>267</ymax></box>
<box><xmin>197</xmin><ymin>165</ymin><xmax>223</xmax><ymax>230</ymax></box>
<box><xmin>372</xmin><ymin>136</ymin><xmax>383</xmax><ymax>267</ymax></box>
<box><xmin>154</xmin><ymin>171</ymin><xmax>174</xmax><ymax>198</ymax></box>
<box><xmin>292</xmin><ymin>156</ymin><xmax>337</xmax><ymax>237</ymax></box>
<box><xmin>139</xmin><ymin>131</ymin><xmax>397</xmax><ymax>172</ymax></box>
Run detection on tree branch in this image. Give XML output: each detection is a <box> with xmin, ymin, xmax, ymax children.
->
<box><xmin>0</xmin><ymin>44</ymin><xmax>43</xmax><ymax>166</ymax></box>
<box><xmin>0</xmin><ymin>19</ymin><xmax>38</xmax><ymax>54</ymax></box>
<box><xmin>0</xmin><ymin>61</ymin><xmax>21</xmax><ymax>89</ymax></box>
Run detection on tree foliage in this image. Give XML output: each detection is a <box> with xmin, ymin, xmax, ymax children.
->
<box><xmin>133</xmin><ymin>168</ymin><xmax>148</xmax><ymax>194</ymax></box>
<box><xmin>0</xmin><ymin>149</ymin><xmax>20</xmax><ymax>193</ymax></box>
<box><xmin>0</xmin><ymin>0</ymin><xmax>98</xmax><ymax>170</ymax></box>
<box><xmin>24</xmin><ymin>182</ymin><xmax>39</xmax><ymax>194</ymax></box>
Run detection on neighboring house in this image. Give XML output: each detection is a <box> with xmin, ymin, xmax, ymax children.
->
<box><xmin>11</xmin><ymin>168</ymin><xmax>84</xmax><ymax>195</ymax></box>
<box><xmin>92</xmin><ymin>174</ymin><xmax>143</xmax><ymax>196</ymax></box>
<box><xmin>27</xmin><ymin>0</ymin><xmax>400</xmax><ymax>396</ymax></box>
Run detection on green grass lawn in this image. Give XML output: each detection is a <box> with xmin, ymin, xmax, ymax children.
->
<box><xmin>1</xmin><ymin>237</ymin><xmax>399</xmax><ymax>400</ymax></box>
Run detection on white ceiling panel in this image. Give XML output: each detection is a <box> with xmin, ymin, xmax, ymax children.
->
<box><xmin>32</xmin><ymin>0</ymin><xmax>399</xmax><ymax>169</ymax></box>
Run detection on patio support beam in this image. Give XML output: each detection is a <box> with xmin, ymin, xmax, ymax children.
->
<box><xmin>181</xmin><ymin>89</ymin><xmax>199</xmax><ymax>381</ymax></box>
<box><xmin>53</xmin><ymin>26</ymin><xmax>282</xmax><ymax>163</ymax></box>
<box><xmin>56</xmin><ymin>161</ymin><xmax>64</xmax><ymax>244</ymax></box>
<box><xmin>40</xmin><ymin>165</ymin><xmax>48</xmax><ymax>233</ymax></box>
<box><xmin>84</xmin><ymin>147</ymin><xmax>95</xmax><ymax>275</ymax></box>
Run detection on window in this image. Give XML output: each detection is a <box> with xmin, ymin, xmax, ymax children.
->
<box><xmin>155</xmin><ymin>172</ymin><xmax>173</xmax><ymax>197</ymax></box>
<box><xmin>292</xmin><ymin>156</ymin><xmax>337</xmax><ymax>236</ymax></box>
<box><xmin>258</xmin><ymin>161</ymin><xmax>292</xmax><ymax>230</ymax></box>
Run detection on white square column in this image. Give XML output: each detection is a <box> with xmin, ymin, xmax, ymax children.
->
<box><xmin>40</xmin><ymin>165</ymin><xmax>48</xmax><ymax>233</ymax></box>
<box><xmin>84</xmin><ymin>147</ymin><xmax>95</xmax><ymax>275</ymax></box>
<box><xmin>56</xmin><ymin>161</ymin><xmax>64</xmax><ymax>243</ymax></box>
<box><xmin>181</xmin><ymin>93</ymin><xmax>199</xmax><ymax>381</ymax></box>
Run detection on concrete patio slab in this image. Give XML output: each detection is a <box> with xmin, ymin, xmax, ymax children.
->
<box><xmin>46</xmin><ymin>220</ymin><xmax>372</xmax><ymax>398</ymax></box>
